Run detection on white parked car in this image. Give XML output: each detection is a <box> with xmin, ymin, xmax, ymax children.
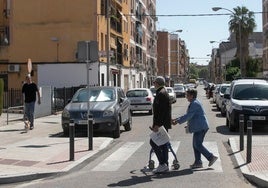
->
<box><xmin>150</xmin><ymin>86</ymin><xmax>176</xmax><ymax>104</ymax></box>
<box><xmin>166</xmin><ymin>87</ymin><xmax>177</xmax><ymax>104</ymax></box>
<box><xmin>126</xmin><ymin>88</ymin><xmax>154</xmax><ymax>115</ymax></box>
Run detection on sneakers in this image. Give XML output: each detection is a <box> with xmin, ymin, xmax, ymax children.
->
<box><xmin>153</xmin><ymin>164</ymin><xmax>169</xmax><ymax>173</ymax></box>
<box><xmin>30</xmin><ymin>126</ymin><xmax>34</xmax><ymax>130</ymax></box>
<box><xmin>190</xmin><ymin>163</ymin><xmax>203</xmax><ymax>169</ymax></box>
<box><xmin>208</xmin><ymin>156</ymin><xmax>218</xmax><ymax>167</ymax></box>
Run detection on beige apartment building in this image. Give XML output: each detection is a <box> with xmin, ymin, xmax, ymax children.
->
<box><xmin>157</xmin><ymin>31</ymin><xmax>189</xmax><ymax>86</ymax></box>
<box><xmin>0</xmin><ymin>0</ymin><xmax>157</xmax><ymax>91</ymax></box>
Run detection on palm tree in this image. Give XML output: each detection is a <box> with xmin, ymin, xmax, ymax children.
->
<box><xmin>228</xmin><ymin>6</ymin><xmax>256</xmax><ymax>77</ymax></box>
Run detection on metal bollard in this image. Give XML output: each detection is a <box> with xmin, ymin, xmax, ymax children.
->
<box><xmin>239</xmin><ymin>114</ymin><xmax>244</xmax><ymax>151</ymax></box>
<box><xmin>69</xmin><ymin>119</ymin><xmax>75</xmax><ymax>161</ymax></box>
<box><xmin>88</xmin><ymin>114</ymin><xmax>93</xmax><ymax>151</ymax></box>
<box><xmin>246</xmin><ymin>120</ymin><xmax>253</xmax><ymax>163</ymax></box>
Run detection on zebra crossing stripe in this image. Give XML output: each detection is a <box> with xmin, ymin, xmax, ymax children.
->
<box><xmin>199</xmin><ymin>141</ymin><xmax>222</xmax><ymax>172</ymax></box>
<box><xmin>91</xmin><ymin>142</ymin><xmax>144</xmax><ymax>171</ymax></box>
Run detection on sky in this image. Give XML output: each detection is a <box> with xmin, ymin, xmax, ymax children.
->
<box><xmin>156</xmin><ymin>0</ymin><xmax>262</xmax><ymax>65</ymax></box>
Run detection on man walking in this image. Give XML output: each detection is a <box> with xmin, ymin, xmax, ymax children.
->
<box><xmin>149</xmin><ymin>76</ymin><xmax>171</xmax><ymax>173</ymax></box>
<box><xmin>22</xmin><ymin>75</ymin><xmax>41</xmax><ymax>130</ymax></box>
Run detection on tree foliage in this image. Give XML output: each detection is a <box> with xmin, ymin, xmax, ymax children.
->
<box><xmin>228</xmin><ymin>6</ymin><xmax>256</xmax><ymax>77</ymax></box>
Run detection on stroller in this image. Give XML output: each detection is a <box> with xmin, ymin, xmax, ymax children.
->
<box><xmin>147</xmin><ymin>142</ymin><xmax>180</xmax><ymax>170</ymax></box>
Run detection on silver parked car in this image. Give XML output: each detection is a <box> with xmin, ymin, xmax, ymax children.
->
<box><xmin>166</xmin><ymin>87</ymin><xmax>177</xmax><ymax>104</ymax></box>
<box><xmin>126</xmin><ymin>88</ymin><xmax>154</xmax><ymax>115</ymax></box>
<box><xmin>173</xmin><ymin>84</ymin><xmax>186</xmax><ymax>97</ymax></box>
<box><xmin>216</xmin><ymin>83</ymin><xmax>230</xmax><ymax>112</ymax></box>
<box><xmin>150</xmin><ymin>86</ymin><xmax>176</xmax><ymax>104</ymax></box>
<box><xmin>61</xmin><ymin>86</ymin><xmax>132</xmax><ymax>138</ymax></box>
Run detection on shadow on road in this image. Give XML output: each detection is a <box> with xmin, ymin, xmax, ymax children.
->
<box><xmin>107</xmin><ymin>169</ymin><xmax>192</xmax><ymax>187</ymax></box>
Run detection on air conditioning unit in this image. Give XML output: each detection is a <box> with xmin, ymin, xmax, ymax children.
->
<box><xmin>8</xmin><ymin>64</ymin><xmax>20</xmax><ymax>72</ymax></box>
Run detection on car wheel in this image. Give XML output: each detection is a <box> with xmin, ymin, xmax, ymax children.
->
<box><xmin>113</xmin><ymin>118</ymin><xmax>121</xmax><ymax>138</ymax></box>
<box><xmin>124</xmin><ymin>112</ymin><xmax>132</xmax><ymax>131</ymax></box>
<box><xmin>216</xmin><ymin>104</ymin><xmax>220</xmax><ymax>111</ymax></box>
<box><xmin>221</xmin><ymin>104</ymin><xmax>226</xmax><ymax>116</ymax></box>
<box><xmin>221</xmin><ymin>108</ymin><xmax>226</xmax><ymax>117</ymax></box>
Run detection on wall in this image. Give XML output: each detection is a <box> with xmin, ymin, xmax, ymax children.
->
<box><xmin>37</xmin><ymin>63</ymin><xmax>99</xmax><ymax>88</ymax></box>
<box><xmin>35</xmin><ymin>86</ymin><xmax>51</xmax><ymax>118</ymax></box>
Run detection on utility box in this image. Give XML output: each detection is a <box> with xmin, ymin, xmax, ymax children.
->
<box><xmin>77</xmin><ymin>41</ymin><xmax>99</xmax><ymax>62</ymax></box>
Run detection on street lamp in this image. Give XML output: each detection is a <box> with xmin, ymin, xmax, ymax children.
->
<box><xmin>212</xmin><ymin>6</ymin><xmax>243</xmax><ymax>77</ymax></box>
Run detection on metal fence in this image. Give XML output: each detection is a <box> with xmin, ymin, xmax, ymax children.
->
<box><xmin>3</xmin><ymin>89</ymin><xmax>23</xmax><ymax>109</ymax></box>
<box><xmin>52</xmin><ymin>86</ymin><xmax>84</xmax><ymax>112</ymax></box>
<box><xmin>3</xmin><ymin>86</ymin><xmax>84</xmax><ymax>112</ymax></box>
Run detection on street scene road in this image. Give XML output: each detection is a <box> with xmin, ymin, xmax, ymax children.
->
<box><xmin>1</xmin><ymin>85</ymin><xmax>267</xmax><ymax>188</ymax></box>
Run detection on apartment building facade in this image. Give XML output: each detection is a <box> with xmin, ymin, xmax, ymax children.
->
<box><xmin>157</xmin><ymin>31</ymin><xmax>189</xmax><ymax>86</ymax></box>
<box><xmin>263</xmin><ymin>0</ymin><xmax>268</xmax><ymax>77</ymax></box>
<box><xmin>0</xmin><ymin>0</ymin><xmax>157</xmax><ymax>92</ymax></box>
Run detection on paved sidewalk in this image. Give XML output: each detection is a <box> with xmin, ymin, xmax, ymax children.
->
<box><xmin>229</xmin><ymin>136</ymin><xmax>268</xmax><ymax>187</ymax></box>
<box><xmin>0</xmin><ymin>113</ymin><xmax>267</xmax><ymax>187</ymax></box>
<box><xmin>0</xmin><ymin>113</ymin><xmax>113</xmax><ymax>184</ymax></box>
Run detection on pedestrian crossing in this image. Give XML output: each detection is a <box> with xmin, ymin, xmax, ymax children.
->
<box><xmin>91</xmin><ymin>141</ymin><xmax>222</xmax><ymax>173</ymax></box>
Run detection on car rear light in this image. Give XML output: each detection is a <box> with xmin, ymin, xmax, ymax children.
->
<box><xmin>146</xmin><ymin>97</ymin><xmax>152</xmax><ymax>102</ymax></box>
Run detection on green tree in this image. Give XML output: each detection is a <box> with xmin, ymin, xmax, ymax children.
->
<box><xmin>228</xmin><ymin>6</ymin><xmax>256</xmax><ymax>77</ymax></box>
<box><xmin>188</xmin><ymin>63</ymin><xmax>199</xmax><ymax>79</ymax></box>
<box><xmin>198</xmin><ymin>67</ymin><xmax>209</xmax><ymax>80</ymax></box>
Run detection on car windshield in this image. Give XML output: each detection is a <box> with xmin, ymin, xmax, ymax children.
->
<box><xmin>72</xmin><ymin>88</ymin><xmax>115</xmax><ymax>102</ymax></box>
<box><xmin>166</xmin><ymin>88</ymin><xmax>172</xmax><ymax>93</ymax></box>
<box><xmin>174</xmin><ymin>86</ymin><xmax>184</xmax><ymax>90</ymax></box>
<box><xmin>233</xmin><ymin>84</ymin><xmax>268</xmax><ymax>100</ymax></box>
<box><xmin>220</xmin><ymin>86</ymin><xmax>230</xmax><ymax>93</ymax></box>
<box><xmin>126</xmin><ymin>90</ymin><xmax>148</xmax><ymax>97</ymax></box>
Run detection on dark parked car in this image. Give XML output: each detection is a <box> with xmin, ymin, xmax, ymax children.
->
<box><xmin>61</xmin><ymin>86</ymin><xmax>132</xmax><ymax>138</ymax></box>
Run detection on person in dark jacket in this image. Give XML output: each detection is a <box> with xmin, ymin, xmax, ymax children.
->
<box><xmin>172</xmin><ymin>89</ymin><xmax>218</xmax><ymax>169</ymax></box>
<box><xmin>149</xmin><ymin>76</ymin><xmax>171</xmax><ymax>173</ymax></box>
<box><xmin>22</xmin><ymin>75</ymin><xmax>41</xmax><ymax>130</ymax></box>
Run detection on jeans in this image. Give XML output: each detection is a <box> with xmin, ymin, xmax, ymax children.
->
<box><xmin>192</xmin><ymin>128</ymin><xmax>213</xmax><ymax>164</ymax></box>
<box><xmin>150</xmin><ymin>139</ymin><xmax>169</xmax><ymax>166</ymax></box>
<box><xmin>24</xmin><ymin>102</ymin><xmax>35</xmax><ymax>127</ymax></box>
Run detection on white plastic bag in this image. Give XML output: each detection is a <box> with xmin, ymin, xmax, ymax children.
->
<box><xmin>150</xmin><ymin>126</ymin><xmax>170</xmax><ymax>146</ymax></box>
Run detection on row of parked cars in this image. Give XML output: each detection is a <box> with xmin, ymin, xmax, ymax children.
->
<box><xmin>211</xmin><ymin>78</ymin><xmax>268</xmax><ymax>132</ymax></box>
<box><xmin>61</xmin><ymin>85</ymin><xmax>181</xmax><ymax>138</ymax></box>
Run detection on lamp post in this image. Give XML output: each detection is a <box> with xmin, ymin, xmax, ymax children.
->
<box><xmin>212</xmin><ymin>7</ymin><xmax>243</xmax><ymax>77</ymax></box>
<box><xmin>106</xmin><ymin>0</ymin><xmax>111</xmax><ymax>86</ymax></box>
